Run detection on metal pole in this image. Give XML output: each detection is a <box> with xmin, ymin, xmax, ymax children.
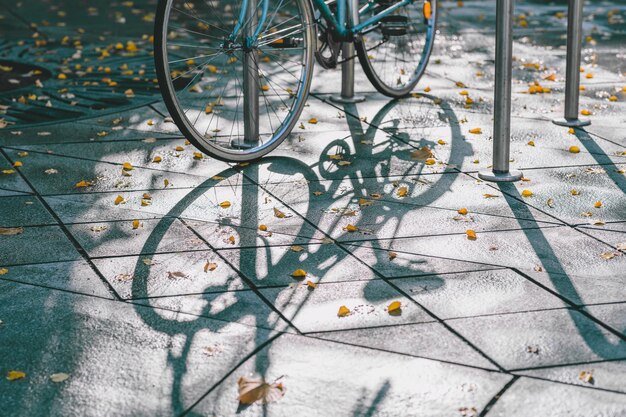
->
<box><xmin>478</xmin><ymin>0</ymin><xmax>522</xmax><ymax>182</ymax></box>
<box><xmin>242</xmin><ymin>0</ymin><xmax>260</xmax><ymax>146</ymax></box>
<box><xmin>330</xmin><ymin>0</ymin><xmax>366</xmax><ymax>104</ymax></box>
<box><xmin>552</xmin><ymin>0</ymin><xmax>590</xmax><ymax>128</ymax></box>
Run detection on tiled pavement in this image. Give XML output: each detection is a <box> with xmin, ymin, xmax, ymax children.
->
<box><xmin>1</xmin><ymin>0</ymin><xmax>626</xmax><ymax>416</ymax></box>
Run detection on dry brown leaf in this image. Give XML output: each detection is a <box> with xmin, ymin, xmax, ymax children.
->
<box><xmin>204</xmin><ymin>262</ymin><xmax>217</xmax><ymax>272</ymax></box>
<box><xmin>388</xmin><ymin>251</ymin><xmax>397</xmax><ymax>260</ymax></box>
<box><xmin>167</xmin><ymin>271</ymin><xmax>188</xmax><ymax>279</ymax></box>
<box><xmin>578</xmin><ymin>370</ymin><xmax>594</xmax><ymax>384</ymax></box>
<box><xmin>410</xmin><ymin>146</ymin><xmax>434</xmax><ymax>161</ymax></box>
<box><xmin>290</xmin><ymin>245</ymin><xmax>304</xmax><ymax>252</ymax></box>
<box><xmin>49</xmin><ymin>373</ymin><xmax>70</xmax><ymax>383</ymax></box>
<box><xmin>0</xmin><ymin>227</ymin><xmax>24</xmax><ymax>236</ymax></box>
<box><xmin>238</xmin><ymin>376</ymin><xmax>286</xmax><ymax>405</ymax></box>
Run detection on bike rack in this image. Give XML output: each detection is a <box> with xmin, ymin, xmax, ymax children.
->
<box><xmin>478</xmin><ymin>0</ymin><xmax>523</xmax><ymax>182</ymax></box>
<box><xmin>480</xmin><ymin>0</ymin><xmax>588</xmax><ymax>182</ymax></box>
<box><xmin>552</xmin><ymin>0</ymin><xmax>590</xmax><ymax>128</ymax></box>
<box><xmin>330</xmin><ymin>0</ymin><xmax>366</xmax><ymax>104</ymax></box>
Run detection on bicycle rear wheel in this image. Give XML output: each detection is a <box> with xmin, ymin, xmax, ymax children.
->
<box><xmin>355</xmin><ymin>0</ymin><xmax>437</xmax><ymax>98</ymax></box>
<box><xmin>154</xmin><ymin>0</ymin><xmax>315</xmax><ymax>162</ymax></box>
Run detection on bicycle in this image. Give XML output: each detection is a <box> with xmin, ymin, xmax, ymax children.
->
<box><xmin>154</xmin><ymin>0</ymin><xmax>437</xmax><ymax>162</ymax></box>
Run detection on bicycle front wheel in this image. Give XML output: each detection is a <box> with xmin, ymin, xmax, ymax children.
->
<box><xmin>355</xmin><ymin>0</ymin><xmax>437</xmax><ymax>98</ymax></box>
<box><xmin>154</xmin><ymin>0</ymin><xmax>315</xmax><ymax>162</ymax></box>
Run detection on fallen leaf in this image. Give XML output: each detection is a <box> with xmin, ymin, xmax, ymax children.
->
<box><xmin>290</xmin><ymin>245</ymin><xmax>304</xmax><ymax>252</ymax></box>
<box><xmin>571</xmin><ymin>189</ymin><xmax>580</xmax><ymax>196</ymax></box>
<box><xmin>458</xmin><ymin>208</ymin><xmax>468</xmax><ymax>215</ymax></box>
<box><xmin>204</xmin><ymin>262</ymin><xmax>217</xmax><ymax>272</ymax></box>
<box><xmin>238</xmin><ymin>376</ymin><xmax>286</xmax><ymax>405</ymax></box>
<box><xmin>193</xmin><ymin>152</ymin><xmax>203</xmax><ymax>160</ymax></box>
<box><xmin>75</xmin><ymin>180</ymin><xmax>93</xmax><ymax>188</ymax></box>
<box><xmin>122</xmin><ymin>162</ymin><xmax>133</xmax><ymax>171</ymax></box>
<box><xmin>521</xmin><ymin>189</ymin><xmax>534</xmax><ymax>197</ymax></box>
<box><xmin>483</xmin><ymin>193</ymin><xmax>499</xmax><ymax>199</ymax></box>
<box><xmin>600</xmin><ymin>251</ymin><xmax>618</xmax><ymax>260</ymax></box>
<box><xmin>306</xmin><ymin>280</ymin><xmax>317</xmax><ymax>289</ymax></box>
<box><xmin>547</xmin><ymin>198</ymin><xmax>555</xmax><ymax>208</ymax></box>
<box><xmin>6</xmin><ymin>371</ymin><xmax>26</xmax><ymax>381</ymax></box>
<box><xmin>258</xmin><ymin>224</ymin><xmax>268</xmax><ymax>231</ymax></box>
<box><xmin>425</xmin><ymin>158</ymin><xmax>436</xmax><ymax>166</ymax></box>
<box><xmin>397</xmin><ymin>187</ymin><xmax>409</xmax><ymax>198</ymax></box>
<box><xmin>219</xmin><ymin>201</ymin><xmax>231</xmax><ymax>209</ymax></box>
<box><xmin>466</xmin><ymin>229</ymin><xmax>477</xmax><ymax>240</ymax></box>
<box><xmin>337</xmin><ymin>305</ymin><xmax>351</xmax><ymax>317</ymax></box>
<box><xmin>49</xmin><ymin>373</ymin><xmax>69</xmax><ymax>383</ymax></box>
<box><xmin>273</xmin><ymin>207</ymin><xmax>286</xmax><ymax>218</ymax></box>
<box><xmin>344</xmin><ymin>224</ymin><xmax>358</xmax><ymax>232</ymax></box>
<box><xmin>580</xmin><ymin>109</ymin><xmax>592</xmax><ymax>116</ymax></box>
<box><xmin>388</xmin><ymin>251</ymin><xmax>397</xmax><ymax>260</ymax></box>
<box><xmin>594</xmin><ymin>201</ymin><xmax>602</xmax><ymax>208</ymax></box>
<box><xmin>114</xmin><ymin>195</ymin><xmax>125</xmax><ymax>205</ymax></box>
<box><xmin>469</xmin><ymin>127</ymin><xmax>482</xmax><ymax>134</ymax></box>
<box><xmin>0</xmin><ymin>227</ymin><xmax>24</xmax><ymax>235</ymax></box>
<box><xmin>337</xmin><ymin>160</ymin><xmax>351</xmax><ymax>166</ymax></box>
<box><xmin>569</xmin><ymin>146</ymin><xmax>580</xmax><ymax>154</ymax></box>
<box><xmin>0</xmin><ymin>268</ymin><xmax>8</xmax><ymax>275</ymax></box>
<box><xmin>167</xmin><ymin>271</ymin><xmax>188</xmax><ymax>279</ymax></box>
<box><xmin>152</xmin><ymin>156</ymin><xmax>162</xmax><ymax>163</ymax></box>
<box><xmin>578</xmin><ymin>370</ymin><xmax>594</xmax><ymax>384</ymax></box>
<box><xmin>308</xmin><ymin>118</ymin><xmax>318</xmax><ymax>124</ymax></box>
<box><xmin>387</xmin><ymin>301</ymin><xmax>402</xmax><ymax>314</ymax></box>
<box><xmin>410</xmin><ymin>146</ymin><xmax>434</xmax><ymax>161</ymax></box>
<box><xmin>132</xmin><ymin>220</ymin><xmax>141</xmax><ymax>229</ymax></box>
<box><xmin>616</xmin><ymin>243</ymin><xmax>626</xmax><ymax>251</ymax></box>
<box><xmin>291</xmin><ymin>269</ymin><xmax>307</xmax><ymax>278</ymax></box>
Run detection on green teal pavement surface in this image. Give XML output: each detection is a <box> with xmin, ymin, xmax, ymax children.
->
<box><xmin>1</xmin><ymin>0</ymin><xmax>625</xmax><ymax>416</ymax></box>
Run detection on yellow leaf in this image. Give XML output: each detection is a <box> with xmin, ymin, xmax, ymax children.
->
<box><xmin>483</xmin><ymin>193</ymin><xmax>499</xmax><ymax>199</ymax></box>
<box><xmin>329</xmin><ymin>154</ymin><xmax>343</xmax><ymax>160</ymax></box>
<box><xmin>258</xmin><ymin>224</ymin><xmax>267</xmax><ymax>231</ymax></box>
<box><xmin>594</xmin><ymin>201</ymin><xmax>602</xmax><ymax>208</ymax></box>
<box><xmin>238</xmin><ymin>376</ymin><xmax>286</xmax><ymax>405</ymax></box>
<box><xmin>211</xmin><ymin>175</ymin><xmax>225</xmax><ymax>180</ymax></box>
<box><xmin>164</xmin><ymin>179</ymin><xmax>170</xmax><ymax>187</ymax></box>
<box><xmin>290</xmin><ymin>245</ymin><xmax>304</xmax><ymax>252</ymax></box>
<box><xmin>219</xmin><ymin>201</ymin><xmax>231</xmax><ymax>208</ymax></box>
<box><xmin>578</xmin><ymin>371</ymin><xmax>594</xmax><ymax>384</ymax></box>
<box><xmin>458</xmin><ymin>207</ymin><xmax>468</xmax><ymax>215</ymax></box>
<box><xmin>337</xmin><ymin>305</ymin><xmax>351</xmax><ymax>317</ymax></box>
<box><xmin>466</xmin><ymin>229</ymin><xmax>477</xmax><ymax>240</ymax></box>
<box><xmin>152</xmin><ymin>156</ymin><xmax>162</xmax><ymax>163</ymax></box>
<box><xmin>17</xmin><ymin>151</ymin><xmax>28</xmax><ymax>157</ymax></box>
<box><xmin>568</xmin><ymin>128</ymin><xmax>575</xmax><ymax>134</ymax></box>
<box><xmin>544</xmin><ymin>74</ymin><xmax>557</xmax><ymax>81</ymax></box>
<box><xmin>122</xmin><ymin>162</ymin><xmax>133</xmax><ymax>171</ymax></box>
<box><xmin>175</xmin><ymin>146</ymin><xmax>184</xmax><ymax>151</ymax></box>
<box><xmin>75</xmin><ymin>180</ymin><xmax>93</xmax><ymax>188</ymax></box>
<box><xmin>291</xmin><ymin>269</ymin><xmax>307</xmax><ymax>278</ymax></box>
<box><xmin>261</xmin><ymin>85</ymin><xmax>270</xmax><ymax>92</ymax></box>
<box><xmin>469</xmin><ymin>127</ymin><xmax>482</xmax><ymax>134</ymax></box>
<box><xmin>204</xmin><ymin>104</ymin><xmax>213</xmax><ymax>114</ymax></box>
<box><xmin>13</xmin><ymin>161</ymin><xmax>22</xmax><ymax>167</ymax></box>
<box><xmin>521</xmin><ymin>189</ymin><xmax>534</xmax><ymax>197</ymax></box>
<box><xmin>306</xmin><ymin>280</ymin><xmax>317</xmax><ymax>289</ymax></box>
<box><xmin>193</xmin><ymin>152</ymin><xmax>203</xmax><ymax>160</ymax></box>
<box><xmin>204</xmin><ymin>262</ymin><xmax>217</xmax><ymax>272</ymax></box>
<box><xmin>345</xmin><ymin>224</ymin><xmax>358</xmax><ymax>232</ymax></box>
<box><xmin>569</xmin><ymin>146</ymin><xmax>580</xmax><ymax>153</ymax></box>
<box><xmin>132</xmin><ymin>219</ymin><xmax>141</xmax><ymax>229</ymax></box>
<box><xmin>437</xmin><ymin>139</ymin><xmax>447</xmax><ymax>145</ymax></box>
<box><xmin>6</xmin><ymin>371</ymin><xmax>26</xmax><ymax>381</ymax></box>
<box><xmin>114</xmin><ymin>195</ymin><xmax>125</xmax><ymax>205</ymax></box>
<box><xmin>571</xmin><ymin>189</ymin><xmax>580</xmax><ymax>196</ymax></box>
<box><xmin>273</xmin><ymin>207</ymin><xmax>286</xmax><ymax>218</ymax></box>
<box><xmin>397</xmin><ymin>186</ymin><xmax>409</xmax><ymax>197</ymax></box>
<box><xmin>308</xmin><ymin>118</ymin><xmax>318</xmax><ymax>124</ymax></box>
<box><xmin>581</xmin><ymin>109</ymin><xmax>592</xmax><ymax>116</ymax></box>
<box><xmin>609</xmin><ymin>95</ymin><xmax>618</xmax><ymax>102</ymax></box>
<box><xmin>0</xmin><ymin>268</ymin><xmax>8</xmax><ymax>275</ymax></box>
<box><xmin>387</xmin><ymin>301</ymin><xmax>402</xmax><ymax>314</ymax></box>
<box><xmin>527</xmin><ymin>140</ymin><xmax>535</xmax><ymax>146</ymax></box>
<box><xmin>425</xmin><ymin>158</ymin><xmax>436</xmax><ymax>166</ymax></box>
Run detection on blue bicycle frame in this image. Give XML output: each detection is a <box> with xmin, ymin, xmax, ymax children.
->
<box><xmin>233</xmin><ymin>0</ymin><xmax>417</xmax><ymax>46</ymax></box>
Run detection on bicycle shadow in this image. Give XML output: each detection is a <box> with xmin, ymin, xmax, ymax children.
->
<box><xmin>127</xmin><ymin>94</ymin><xmax>475</xmax><ymax>415</ymax></box>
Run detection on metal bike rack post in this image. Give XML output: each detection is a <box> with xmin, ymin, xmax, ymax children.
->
<box><xmin>478</xmin><ymin>0</ymin><xmax>523</xmax><ymax>182</ymax></box>
<box><xmin>552</xmin><ymin>0</ymin><xmax>590</xmax><ymax>128</ymax></box>
<box><xmin>330</xmin><ymin>0</ymin><xmax>366</xmax><ymax>104</ymax></box>
<box><xmin>242</xmin><ymin>0</ymin><xmax>260</xmax><ymax>145</ymax></box>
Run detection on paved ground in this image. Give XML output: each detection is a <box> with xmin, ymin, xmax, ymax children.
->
<box><xmin>1</xmin><ymin>0</ymin><xmax>625</xmax><ymax>416</ymax></box>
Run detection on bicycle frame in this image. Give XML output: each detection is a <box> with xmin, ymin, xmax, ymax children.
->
<box><xmin>233</xmin><ymin>0</ymin><xmax>416</xmax><ymax>46</ymax></box>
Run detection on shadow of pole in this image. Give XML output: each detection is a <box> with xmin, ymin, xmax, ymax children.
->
<box><xmin>575</xmin><ymin>129</ymin><xmax>626</xmax><ymax>194</ymax></box>
<box><xmin>497</xmin><ymin>182</ymin><xmax>626</xmax><ymax>359</ymax></box>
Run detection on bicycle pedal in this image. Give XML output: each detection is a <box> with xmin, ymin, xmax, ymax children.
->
<box><xmin>379</xmin><ymin>15</ymin><xmax>409</xmax><ymax>37</ymax></box>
